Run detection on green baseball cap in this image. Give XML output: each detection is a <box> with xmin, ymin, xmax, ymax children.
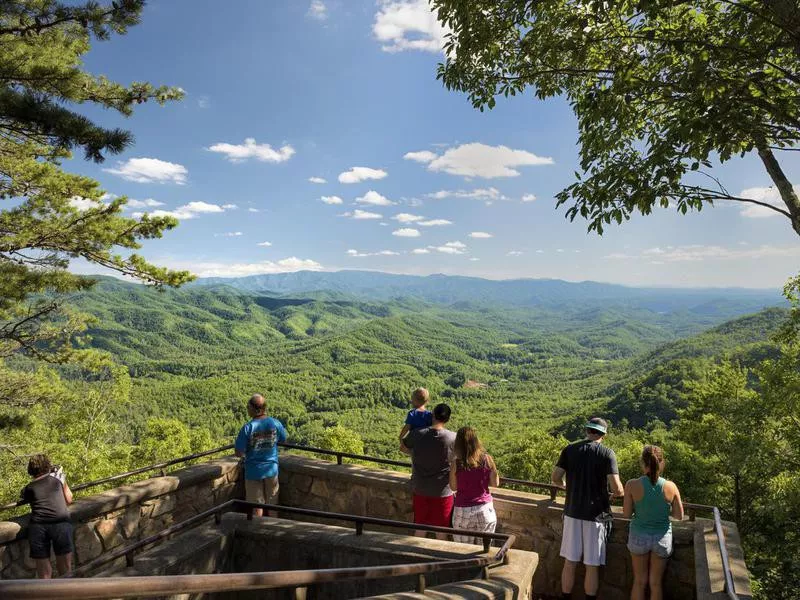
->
<box><xmin>585</xmin><ymin>420</ymin><xmax>608</xmax><ymax>434</ymax></box>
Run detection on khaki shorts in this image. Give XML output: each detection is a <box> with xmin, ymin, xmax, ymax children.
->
<box><xmin>245</xmin><ymin>476</ymin><xmax>279</xmax><ymax>505</ymax></box>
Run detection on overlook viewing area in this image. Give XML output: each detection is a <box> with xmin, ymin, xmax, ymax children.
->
<box><xmin>0</xmin><ymin>444</ymin><xmax>752</xmax><ymax>600</ymax></box>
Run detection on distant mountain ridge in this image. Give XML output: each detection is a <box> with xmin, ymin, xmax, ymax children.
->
<box><xmin>192</xmin><ymin>270</ymin><xmax>783</xmax><ymax>315</ymax></box>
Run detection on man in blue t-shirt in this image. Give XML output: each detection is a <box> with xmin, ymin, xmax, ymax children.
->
<box><xmin>235</xmin><ymin>394</ymin><xmax>287</xmax><ymax>517</ymax></box>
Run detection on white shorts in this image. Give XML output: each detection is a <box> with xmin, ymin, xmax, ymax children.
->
<box><xmin>560</xmin><ymin>515</ymin><xmax>607</xmax><ymax>566</ymax></box>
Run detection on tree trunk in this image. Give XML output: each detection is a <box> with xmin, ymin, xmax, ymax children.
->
<box><xmin>757</xmin><ymin>145</ymin><xmax>800</xmax><ymax>236</ymax></box>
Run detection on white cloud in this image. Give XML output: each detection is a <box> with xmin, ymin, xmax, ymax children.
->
<box><xmin>507</xmin><ymin>250</ymin><xmax>524</xmax><ymax>256</ymax></box>
<box><xmin>309</xmin><ymin>176</ymin><xmax>327</xmax><ymax>184</ymax></box>
<box><xmin>144</xmin><ymin>201</ymin><xmax>232</xmax><ymax>220</ymax></box>
<box><xmin>355</xmin><ymin>190</ymin><xmax>395</xmax><ymax>206</ymax></box>
<box><xmin>341</xmin><ymin>209</ymin><xmax>383</xmax><ymax>220</ymax></box>
<box><xmin>215</xmin><ymin>231</ymin><xmax>243</xmax><ymax>237</ymax></box>
<box><xmin>469</xmin><ymin>231</ymin><xmax>493</xmax><ymax>239</ymax></box>
<box><xmin>186</xmin><ymin>257</ymin><xmax>322</xmax><ymax>277</ymax></box>
<box><xmin>197</xmin><ymin>96</ymin><xmax>210</xmax><ymax>109</ymax></box>
<box><xmin>257</xmin><ymin>241</ymin><xmax>272</xmax><ymax>247</ymax></box>
<box><xmin>738</xmin><ymin>186</ymin><xmax>799</xmax><ymax>218</ymax></box>
<box><xmin>208</xmin><ymin>138</ymin><xmax>295</xmax><ymax>163</ymax></box>
<box><xmin>373</xmin><ymin>0</ymin><xmax>448</xmax><ymax>53</ymax></box>
<box><xmin>648</xmin><ymin>244</ymin><xmax>800</xmax><ymax>262</ymax></box>
<box><xmin>248</xmin><ymin>208</ymin><xmax>262</xmax><ymax>213</ymax></box>
<box><xmin>307</xmin><ymin>0</ymin><xmax>327</xmax><ymax>20</ymax></box>
<box><xmin>536</xmin><ymin>249</ymin><xmax>544</xmax><ymax>254</ymax></box>
<box><xmin>104</xmin><ymin>157</ymin><xmax>188</xmax><ymax>184</ymax></box>
<box><xmin>428</xmin><ymin>187</ymin><xmax>506</xmax><ymax>201</ymax></box>
<box><xmin>393</xmin><ymin>228</ymin><xmax>421</xmax><ymax>237</ymax></box>
<box><xmin>604</xmin><ymin>244</ymin><xmax>800</xmax><ymax>263</ymax></box>
<box><xmin>69</xmin><ymin>196</ymin><xmax>104</xmax><ymax>211</ymax></box>
<box><xmin>521</xmin><ymin>194</ymin><xmax>537</xmax><ymax>203</ymax></box>
<box><xmin>403</xmin><ymin>150</ymin><xmax>438</xmax><ymax>163</ymax></box>
<box><xmin>393</xmin><ymin>213</ymin><xmax>425</xmax><ymax>223</ymax></box>
<box><xmin>557</xmin><ymin>249</ymin><xmax>565</xmax><ymax>253</ymax></box>
<box><xmin>346</xmin><ymin>249</ymin><xmax>400</xmax><ymax>257</ymax></box>
<box><xmin>338</xmin><ymin>166</ymin><xmax>388</xmax><ymax>184</ymax></box>
<box><xmin>411</xmin><ymin>248</ymin><xmax>430</xmax><ymax>254</ymax></box>
<box><xmin>126</xmin><ymin>198</ymin><xmax>164</xmax><ymax>209</ymax></box>
<box><xmin>431</xmin><ymin>241</ymin><xmax>467</xmax><ymax>254</ymax></box>
<box><xmin>222</xmin><ymin>203</ymin><xmax>238</xmax><ymax>209</ymax></box>
<box><xmin>418</xmin><ymin>219</ymin><xmax>452</xmax><ymax>227</ymax></box>
<box><xmin>321</xmin><ymin>196</ymin><xmax>344</xmax><ymax>205</ymax></box>
<box><xmin>411</xmin><ymin>143</ymin><xmax>553</xmax><ymax>179</ymax></box>
<box><xmin>469</xmin><ymin>257</ymin><xmax>480</xmax><ymax>261</ymax></box>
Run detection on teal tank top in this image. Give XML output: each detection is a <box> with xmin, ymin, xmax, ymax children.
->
<box><xmin>630</xmin><ymin>476</ymin><xmax>671</xmax><ymax>535</ymax></box>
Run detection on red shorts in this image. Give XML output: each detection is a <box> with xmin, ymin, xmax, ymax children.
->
<box><xmin>413</xmin><ymin>494</ymin><xmax>454</xmax><ymax>527</ymax></box>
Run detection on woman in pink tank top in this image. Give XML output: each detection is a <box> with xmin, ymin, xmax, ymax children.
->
<box><xmin>449</xmin><ymin>427</ymin><xmax>500</xmax><ymax>545</ymax></box>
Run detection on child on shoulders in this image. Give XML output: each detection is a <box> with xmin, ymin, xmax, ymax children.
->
<box><xmin>399</xmin><ymin>387</ymin><xmax>432</xmax><ymax>439</ymax></box>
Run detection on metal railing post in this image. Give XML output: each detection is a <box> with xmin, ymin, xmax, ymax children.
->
<box><xmin>355</xmin><ymin>521</ymin><xmax>363</xmax><ymax>536</ymax></box>
<box><xmin>416</xmin><ymin>573</ymin><xmax>426</xmax><ymax>593</ymax></box>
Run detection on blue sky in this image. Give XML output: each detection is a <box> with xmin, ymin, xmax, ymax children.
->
<box><xmin>68</xmin><ymin>0</ymin><xmax>800</xmax><ymax>288</ymax></box>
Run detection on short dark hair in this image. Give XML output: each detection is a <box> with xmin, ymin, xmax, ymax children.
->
<box><xmin>28</xmin><ymin>454</ymin><xmax>52</xmax><ymax>478</ymax></box>
<box><xmin>432</xmin><ymin>403</ymin><xmax>451</xmax><ymax>423</ymax></box>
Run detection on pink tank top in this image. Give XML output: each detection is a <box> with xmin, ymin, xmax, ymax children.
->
<box><xmin>454</xmin><ymin>455</ymin><xmax>493</xmax><ymax>507</ymax></box>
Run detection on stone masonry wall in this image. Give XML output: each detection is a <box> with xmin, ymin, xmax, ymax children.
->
<box><xmin>0</xmin><ymin>452</ymin><xmax>752</xmax><ymax>600</ymax></box>
<box><xmin>0</xmin><ymin>456</ymin><xmax>242</xmax><ymax>579</ymax></box>
<box><xmin>278</xmin><ymin>455</ymin><xmax>735</xmax><ymax>600</ymax></box>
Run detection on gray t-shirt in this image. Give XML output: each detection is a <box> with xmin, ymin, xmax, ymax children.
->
<box><xmin>403</xmin><ymin>427</ymin><xmax>456</xmax><ymax>497</ymax></box>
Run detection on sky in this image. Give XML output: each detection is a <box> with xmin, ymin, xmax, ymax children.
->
<box><xmin>66</xmin><ymin>0</ymin><xmax>800</xmax><ymax>289</ymax></box>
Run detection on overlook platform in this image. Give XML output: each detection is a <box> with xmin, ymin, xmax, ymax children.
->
<box><xmin>0</xmin><ymin>450</ymin><xmax>752</xmax><ymax>599</ymax></box>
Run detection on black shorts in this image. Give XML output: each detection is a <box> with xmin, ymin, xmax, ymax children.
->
<box><xmin>28</xmin><ymin>522</ymin><xmax>74</xmax><ymax>559</ymax></box>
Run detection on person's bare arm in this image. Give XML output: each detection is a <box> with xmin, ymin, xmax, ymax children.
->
<box><xmin>399</xmin><ymin>440</ymin><xmax>411</xmax><ymax>455</ymax></box>
<box><xmin>669</xmin><ymin>482</ymin><xmax>684</xmax><ymax>520</ymax></box>
<box><xmin>487</xmin><ymin>454</ymin><xmax>500</xmax><ymax>487</ymax></box>
<box><xmin>399</xmin><ymin>424</ymin><xmax>410</xmax><ymax>440</ymax></box>
<box><xmin>235</xmin><ymin>449</ymin><xmax>245</xmax><ymax>458</ymax></box>
<box><xmin>622</xmin><ymin>480</ymin><xmax>634</xmax><ymax>518</ymax></box>
<box><xmin>62</xmin><ymin>481</ymin><xmax>73</xmax><ymax>505</ymax></box>
<box><xmin>551</xmin><ymin>466</ymin><xmax>566</xmax><ymax>489</ymax></box>
<box><xmin>608</xmin><ymin>473</ymin><xmax>624</xmax><ymax>498</ymax></box>
<box><xmin>449</xmin><ymin>461</ymin><xmax>458</xmax><ymax>492</ymax></box>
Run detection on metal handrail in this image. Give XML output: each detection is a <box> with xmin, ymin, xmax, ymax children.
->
<box><xmin>0</xmin><ymin>444</ymin><xmax>236</xmax><ymax>511</ymax></box>
<box><xmin>0</xmin><ymin>498</ymin><xmax>516</xmax><ymax>599</ymax></box>
<box><xmin>69</xmin><ymin>499</ymin><xmax>514</xmax><ymax>578</ymax></box>
<box><xmin>0</xmin><ymin>441</ymin><xmax>737</xmax><ymax>598</ymax></box>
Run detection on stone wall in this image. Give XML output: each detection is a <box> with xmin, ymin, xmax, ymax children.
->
<box><xmin>0</xmin><ymin>457</ymin><xmax>242</xmax><ymax>579</ymax></box>
<box><xmin>278</xmin><ymin>455</ymin><xmax>750</xmax><ymax>600</ymax></box>
<box><xmin>0</xmin><ymin>452</ymin><xmax>752</xmax><ymax>600</ymax></box>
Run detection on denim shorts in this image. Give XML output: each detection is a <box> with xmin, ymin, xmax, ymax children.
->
<box><xmin>627</xmin><ymin>528</ymin><xmax>672</xmax><ymax>558</ymax></box>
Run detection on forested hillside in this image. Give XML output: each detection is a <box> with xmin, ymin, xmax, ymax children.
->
<box><xmin>0</xmin><ymin>276</ymin><xmax>794</xmax><ymax>595</ymax></box>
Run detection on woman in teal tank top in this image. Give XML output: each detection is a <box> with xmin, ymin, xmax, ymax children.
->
<box><xmin>623</xmin><ymin>445</ymin><xmax>684</xmax><ymax>600</ymax></box>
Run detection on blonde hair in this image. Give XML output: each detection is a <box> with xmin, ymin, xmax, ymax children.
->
<box><xmin>411</xmin><ymin>387</ymin><xmax>429</xmax><ymax>407</ymax></box>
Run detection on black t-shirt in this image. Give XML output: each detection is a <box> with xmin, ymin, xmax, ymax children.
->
<box><xmin>21</xmin><ymin>476</ymin><xmax>70</xmax><ymax>524</ymax></box>
<box><xmin>556</xmin><ymin>439</ymin><xmax>619</xmax><ymax>521</ymax></box>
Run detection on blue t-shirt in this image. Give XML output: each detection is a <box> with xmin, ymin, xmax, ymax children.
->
<box><xmin>235</xmin><ymin>417</ymin><xmax>287</xmax><ymax>480</ymax></box>
<box><xmin>405</xmin><ymin>409</ymin><xmax>433</xmax><ymax>431</ymax></box>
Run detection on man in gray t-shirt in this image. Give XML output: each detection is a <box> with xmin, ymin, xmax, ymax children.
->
<box><xmin>401</xmin><ymin>403</ymin><xmax>455</xmax><ymax>529</ymax></box>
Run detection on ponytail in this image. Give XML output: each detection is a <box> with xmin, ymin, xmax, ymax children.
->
<box><xmin>641</xmin><ymin>445</ymin><xmax>664</xmax><ymax>485</ymax></box>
